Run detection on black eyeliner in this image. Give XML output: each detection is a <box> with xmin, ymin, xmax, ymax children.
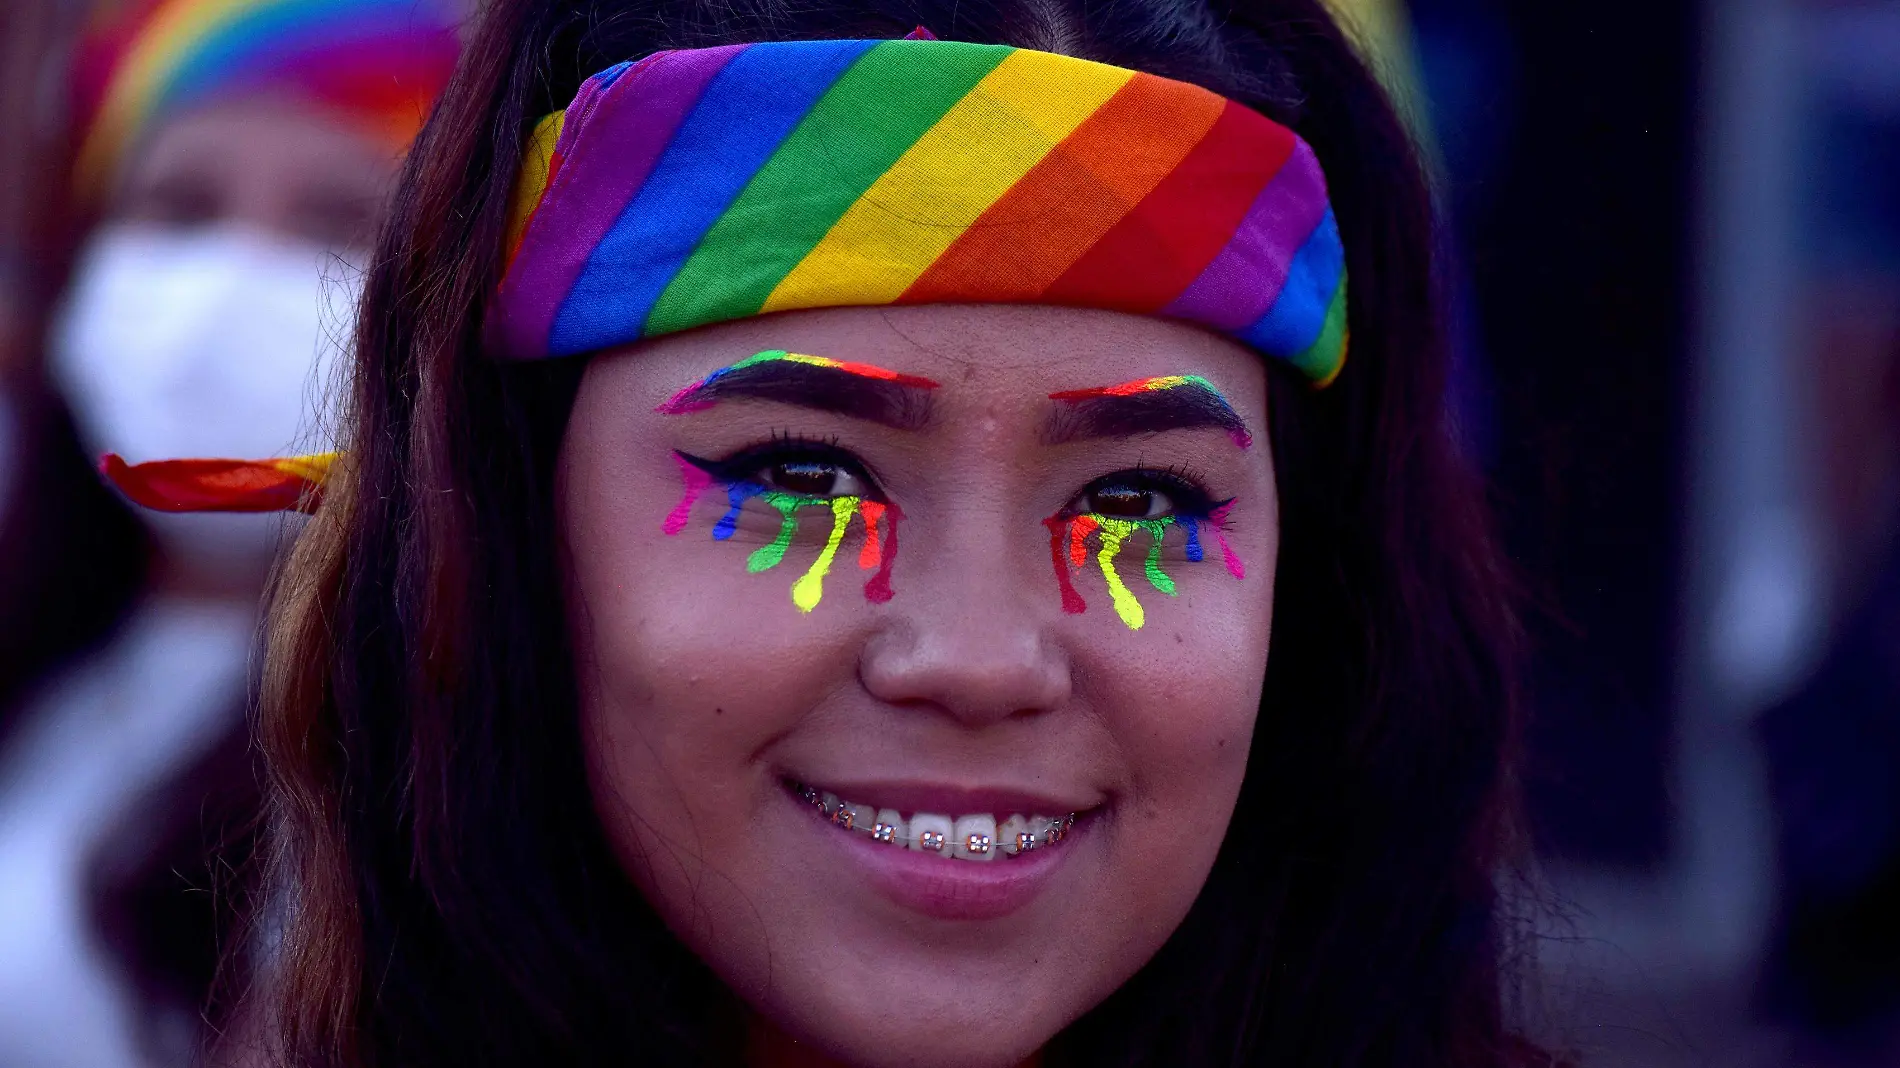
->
<box><xmin>672</xmin><ymin>435</ymin><xmax>886</xmax><ymax>502</ymax></box>
<box><xmin>1066</xmin><ymin>466</ymin><xmax>1227</xmax><ymax>521</ymax></box>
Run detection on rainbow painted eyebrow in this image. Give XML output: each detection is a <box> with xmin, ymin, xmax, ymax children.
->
<box><xmin>1045</xmin><ymin>375</ymin><xmax>1252</xmax><ymax>449</ymax></box>
<box><xmin>657</xmin><ymin>350</ymin><xmax>940</xmax><ymax>424</ymax></box>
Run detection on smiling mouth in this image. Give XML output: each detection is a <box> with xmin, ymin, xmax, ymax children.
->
<box><xmin>789</xmin><ymin>780</ymin><xmax>1080</xmax><ymax>862</ymax></box>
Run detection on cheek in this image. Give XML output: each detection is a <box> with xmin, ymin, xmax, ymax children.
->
<box><xmin>1082</xmin><ymin>567</ymin><xmax>1273</xmax><ymax>911</ymax></box>
<box><xmin>561</xmin><ymin>454</ymin><xmax>867</xmax><ymax>891</ymax></box>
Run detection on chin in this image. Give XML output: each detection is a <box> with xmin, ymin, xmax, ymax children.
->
<box><xmin>756</xmin><ymin>993</ymin><xmax>1055</xmax><ymax>1068</ymax></box>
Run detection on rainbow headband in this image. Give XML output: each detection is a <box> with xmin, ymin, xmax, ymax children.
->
<box><xmin>490</xmin><ymin>38</ymin><xmax>1349</xmax><ymax>385</ymax></box>
<box><xmin>73</xmin><ymin>0</ymin><xmax>463</xmax><ymax>193</ymax></box>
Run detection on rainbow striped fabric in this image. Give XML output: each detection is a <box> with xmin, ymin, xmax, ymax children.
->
<box><xmin>490</xmin><ymin>39</ymin><xmax>1349</xmax><ymax>385</ymax></box>
<box><xmin>101</xmin><ymin>452</ymin><xmax>335</xmax><ymax>513</ymax></box>
<box><xmin>74</xmin><ymin>0</ymin><xmax>463</xmax><ymax>193</ymax></box>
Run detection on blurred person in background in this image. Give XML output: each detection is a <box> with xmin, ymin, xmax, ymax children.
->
<box><xmin>0</xmin><ymin>1</ymin><xmax>460</xmax><ymax>1065</ymax></box>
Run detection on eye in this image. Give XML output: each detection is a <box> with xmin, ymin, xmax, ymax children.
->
<box><xmin>1065</xmin><ymin>468</ymin><xmax>1219</xmax><ymax>521</ymax></box>
<box><xmin>678</xmin><ymin>437</ymin><xmax>885</xmax><ymax>502</ymax></box>
<box><xmin>121</xmin><ymin>171</ymin><xmax>223</xmax><ymax>229</ymax></box>
<box><xmin>1079</xmin><ymin>482</ymin><xmax>1174</xmax><ymax>519</ymax></box>
<box><xmin>761</xmin><ymin>459</ymin><xmax>873</xmax><ymax>499</ymax></box>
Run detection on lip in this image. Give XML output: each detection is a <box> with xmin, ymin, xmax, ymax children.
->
<box><xmin>789</xmin><ymin>778</ymin><xmax>1104</xmax><ymax>819</ymax></box>
<box><xmin>787</xmin><ymin>784</ymin><xmax>1092</xmax><ymax>921</ymax></box>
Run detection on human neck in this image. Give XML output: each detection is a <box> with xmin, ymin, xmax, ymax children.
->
<box><xmin>744</xmin><ymin>1015</ymin><xmax>1043</xmax><ymax>1068</ymax></box>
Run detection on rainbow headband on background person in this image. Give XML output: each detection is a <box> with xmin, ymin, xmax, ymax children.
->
<box><xmin>489</xmin><ymin>37</ymin><xmax>1349</xmax><ymax>385</ymax></box>
<box><xmin>72</xmin><ymin>0</ymin><xmax>464</xmax><ymax>194</ymax></box>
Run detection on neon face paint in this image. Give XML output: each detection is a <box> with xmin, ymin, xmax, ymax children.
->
<box><xmin>858</xmin><ymin>500</ymin><xmax>886</xmax><ymax>570</ymax></box>
<box><xmin>1067</xmin><ymin>514</ymin><xmax>1099</xmax><ymax>569</ymax></box>
<box><xmin>713</xmin><ymin>482</ymin><xmax>765</xmax><ymax>540</ymax></box>
<box><xmin>747</xmin><ymin>496</ymin><xmax>803</xmax><ymax>573</ymax></box>
<box><xmin>1048</xmin><ymin>374</ymin><xmax>1253</xmax><ymax>449</ymax></box>
<box><xmin>663</xmin><ymin>454</ymin><xmax>713</xmax><ymax>535</ymax></box>
<box><xmin>1044</xmin><ymin>517</ymin><xmax>1088</xmax><ymax>615</ymax></box>
<box><xmin>657</xmin><ymin>349</ymin><xmax>940</xmax><ymax>414</ymax></box>
<box><xmin>862</xmin><ymin>501</ymin><xmax>901</xmax><ymax>605</ymax></box>
<box><xmin>1182</xmin><ymin>515</ymin><xmax>1205</xmax><ymax>563</ymax></box>
<box><xmin>662</xmin><ymin>451</ymin><xmax>900</xmax><ymax>611</ymax></box>
<box><xmin>1142</xmin><ymin>531</ymin><xmax>1175</xmax><ymax>595</ymax></box>
<box><xmin>1092</xmin><ymin>520</ymin><xmax>1154</xmax><ymax>629</ymax></box>
<box><xmin>1206</xmin><ymin>501</ymin><xmax>1246</xmax><ymax>579</ymax></box>
<box><xmin>790</xmin><ymin>497</ymin><xmax>859</xmax><ymax>611</ymax></box>
<box><xmin>1046</xmin><ymin>507</ymin><xmax>1243</xmax><ymax>630</ymax></box>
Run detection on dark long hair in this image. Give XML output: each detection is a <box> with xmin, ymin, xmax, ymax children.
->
<box><xmin>248</xmin><ymin>0</ymin><xmax>1545</xmax><ymax>1064</ymax></box>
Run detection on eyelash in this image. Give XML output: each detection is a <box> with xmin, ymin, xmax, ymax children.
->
<box><xmin>678</xmin><ymin>435</ymin><xmax>1230</xmax><ymax>520</ymax></box>
<box><xmin>677</xmin><ymin>431</ymin><xmax>888</xmax><ymax>502</ymax></box>
<box><xmin>1062</xmin><ymin>465</ymin><xmax>1229</xmax><ymax>522</ymax></box>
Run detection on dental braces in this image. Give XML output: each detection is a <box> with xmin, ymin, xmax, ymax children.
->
<box><xmin>795</xmin><ymin>783</ymin><xmax>1078</xmax><ymax>857</ymax></box>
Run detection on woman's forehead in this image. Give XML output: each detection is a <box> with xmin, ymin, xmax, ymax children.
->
<box><xmin>602</xmin><ymin>303</ymin><xmax>1270</xmax><ymax>401</ymax></box>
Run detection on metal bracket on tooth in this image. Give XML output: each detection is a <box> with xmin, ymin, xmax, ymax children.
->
<box><xmin>800</xmin><ymin>783</ymin><xmax>1080</xmax><ymax>858</ymax></box>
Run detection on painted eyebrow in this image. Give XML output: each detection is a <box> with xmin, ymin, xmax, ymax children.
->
<box><xmin>1043</xmin><ymin>375</ymin><xmax>1253</xmax><ymax>449</ymax></box>
<box><xmin>656</xmin><ymin>350</ymin><xmax>939</xmax><ymax>431</ymax></box>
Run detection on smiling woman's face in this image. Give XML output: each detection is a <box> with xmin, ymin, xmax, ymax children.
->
<box><xmin>559</xmin><ymin>303</ymin><xmax>1277</xmax><ymax>1068</ymax></box>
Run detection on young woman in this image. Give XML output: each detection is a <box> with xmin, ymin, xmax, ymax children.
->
<box><xmin>217</xmin><ymin>0</ymin><xmax>1543</xmax><ymax>1064</ymax></box>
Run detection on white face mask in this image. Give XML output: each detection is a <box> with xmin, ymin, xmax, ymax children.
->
<box><xmin>51</xmin><ymin>225</ymin><xmax>360</xmax><ymax>463</ymax></box>
<box><xmin>49</xmin><ymin>226</ymin><xmax>362</xmax><ymax>578</ymax></box>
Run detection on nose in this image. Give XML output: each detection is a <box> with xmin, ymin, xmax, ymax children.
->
<box><xmin>858</xmin><ymin>527</ymin><xmax>1073</xmax><ymax>728</ymax></box>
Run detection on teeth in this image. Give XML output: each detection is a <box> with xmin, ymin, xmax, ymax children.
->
<box><xmin>840</xmin><ymin>800</ymin><xmax>875</xmax><ymax>833</ymax></box>
<box><xmin>796</xmin><ymin>784</ymin><xmax>1079</xmax><ymax>862</ymax></box>
<box><xmin>908</xmin><ymin>813</ymin><xmax>954</xmax><ymax>857</ymax></box>
<box><xmin>873</xmin><ymin>808</ymin><xmax>905</xmax><ymax>844</ymax></box>
<box><xmin>999</xmin><ymin>814</ymin><xmax>1031</xmax><ymax>855</ymax></box>
<box><xmin>952</xmin><ymin>814</ymin><xmax>997</xmax><ymax>861</ymax></box>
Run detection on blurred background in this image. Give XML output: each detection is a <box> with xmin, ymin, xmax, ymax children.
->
<box><xmin>1369</xmin><ymin>0</ymin><xmax>1900</xmax><ymax>1064</ymax></box>
<box><xmin>0</xmin><ymin>0</ymin><xmax>1893</xmax><ymax>1065</ymax></box>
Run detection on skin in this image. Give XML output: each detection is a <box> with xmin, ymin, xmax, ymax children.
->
<box><xmin>111</xmin><ymin>94</ymin><xmax>401</xmax><ymax>249</ymax></box>
<box><xmin>560</xmin><ymin>304</ymin><xmax>1279</xmax><ymax>1068</ymax></box>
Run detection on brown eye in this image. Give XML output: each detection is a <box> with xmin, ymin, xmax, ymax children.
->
<box><xmin>1068</xmin><ymin>480</ymin><xmax>1180</xmax><ymax>520</ymax></box>
<box><xmin>1088</xmin><ymin>485</ymin><xmax>1160</xmax><ymax>518</ymax></box>
<box><xmin>1066</xmin><ymin>466</ymin><xmax>1223</xmax><ymax>521</ymax></box>
<box><xmin>767</xmin><ymin>461</ymin><xmax>870</xmax><ymax>499</ymax></box>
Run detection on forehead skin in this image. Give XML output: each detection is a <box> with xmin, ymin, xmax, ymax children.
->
<box><xmin>560</xmin><ymin>303</ymin><xmax>1278</xmax><ymax>1068</ymax></box>
<box><xmin>109</xmin><ymin>95</ymin><xmax>402</xmax><ymax>249</ymax></box>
